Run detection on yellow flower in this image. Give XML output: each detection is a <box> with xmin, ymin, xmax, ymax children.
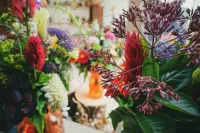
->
<box><xmin>33</xmin><ymin>7</ymin><xmax>50</xmax><ymax>40</ymax></box>
<box><xmin>51</xmin><ymin>36</ymin><xmax>58</xmax><ymax>48</ymax></box>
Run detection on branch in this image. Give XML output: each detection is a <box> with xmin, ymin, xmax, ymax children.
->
<box><xmin>156</xmin><ymin>52</ymin><xmax>185</xmax><ymax>59</ymax></box>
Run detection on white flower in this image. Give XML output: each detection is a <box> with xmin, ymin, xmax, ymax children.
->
<box><xmin>41</xmin><ymin>73</ymin><xmax>69</xmax><ymax>112</ymax></box>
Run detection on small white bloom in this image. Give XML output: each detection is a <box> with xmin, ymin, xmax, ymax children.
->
<box><xmin>50</xmin><ymin>115</ymin><xmax>57</xmax><ymax>123</ymax></box>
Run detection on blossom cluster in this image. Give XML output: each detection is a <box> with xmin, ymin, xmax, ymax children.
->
<box><xmin>48</xmin><ymin>28</ymin><xmax>73</xmax><ymax>51</ymax></box>
<box><xmin>41</xmin><ymin>73</ymin><xmax>69</xmax><ymax>113</ymax></box>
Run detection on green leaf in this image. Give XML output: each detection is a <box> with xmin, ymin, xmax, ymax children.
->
<box><xmin>30</xmin><ymin>113</ymin><xmax>45</xmax><ymax>133</ymax></box>
<box><xmin>118</xmin><ymin>97</ymin><xmax>134</xmax><ymax>108</ymax></box>
<box><xmin>54</xmin><ymin>57</ymin><xmax>61</xmax><ymax>64</ymax></box>
<box><xmin>160</xmin><ymin>55</ymin><xmax>189</xmax><ymax>74</ymax></box>
<box><xmin>136</xmin><ymin>112</ymin><xmax>175</xmax><ymax>133</ymax></box>
<box><xmin>122</xmin><ymin>118</ymin><xmax>142</xmax><ymax>133</ymax></box>
<box><xmin>192</xmin><ymin>68</ymin><xmax>200</xmax><ymax>84</ymax></box>
<box><xmin>142</xmin><ymin>57</ymin><xmax>159</xmax><ymax>80</ymax></box>
<box><xmin>141</xmin><ymin>38</ymin><xmax>149</xmax><ymax>56</ymax></box>
<box><xmin>38</xmin><ymin>72</ymin><xmax>51</xmax><ymax>84</ymax></box>
<box><xmin>109</xmin><ymin>107</ymin><xmax>133</xmax><ymax>130</ymax></box>
<box><xmin>155</xmin><ymin>92</ymin><xmax>200</xmax><ymax>117</ymax></box>
<box><xmin>36</xmin><ymin>90</ymin><xmax>46</xmax><ymax>115</ymax></box>
<box><xmin>92</xmin><ymin>43</ymin><xmax>101</xmax><ymax>50</ymax></box>
<box><xmin>160</xmin><ymin>67</ymin><xmax>195</xmax><ymax>91</ymax></box>
<box><xmin>83</xmin><ymin>67</ymin><xmax>88</xmax><ymax>81</ymax></box>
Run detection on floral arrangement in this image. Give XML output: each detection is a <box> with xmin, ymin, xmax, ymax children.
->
<box><xmin>0</xmin><ymin>0</ymin><xmax>76</xmax><ymax>132</ymax></box>
<box><xmin>92</xmin><ymin>1</ymin><xmax>200</xmax><ymax>133</ymax></box>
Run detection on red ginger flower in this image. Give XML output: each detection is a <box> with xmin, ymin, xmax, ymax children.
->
<box><xmin>10</xmin><ymin>0</ymin><xmax>37</xmax><ymax>20</ymax></box>
<box><xmin>121</xmin><ymin>32</ymin><xmax>147</xmax><ymax>97</ymax></box>
<box><xmin>24</xmin><ymin>36</ymin><xmax>46</xmax><ymax>71</ymax></box>
<box><xmin>77</xmin><ymin>50</ymin><xmax>90</xmax><ymax>64</ymax></box>
<box><xmin>123</xmin><ymin>32</ymin><xmax>146</xmax><ymax>83</ymax></box>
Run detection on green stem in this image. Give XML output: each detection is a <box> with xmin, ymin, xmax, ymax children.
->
<box><xmin>0</xmin><ymin>62</ymin><xmax>12</xmax><ymax>68</ymax></box>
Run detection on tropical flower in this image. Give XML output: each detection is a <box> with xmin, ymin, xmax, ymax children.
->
<box><xmin>24</xmin><ymin>36</ymin><xmax>46</xmax><ymax>71</ymax></box>
<box><xmin>48</xmin><ymin>28</ymin><xmax>73</xmax><ymax>51</ymax></box>
<box><xmin>41</xmin><ymin>73</ymin><xmax>69</xmax><ymax>112</ymax></box>
<box><xmin>77</xmin><ymin>50</ymin><xmax>90</xmax><ymax>64</ymax></box>
<box><xmin>123</xmin><ymin>32</ymin><xmax>146</xmax><ymax>84</ymax></box>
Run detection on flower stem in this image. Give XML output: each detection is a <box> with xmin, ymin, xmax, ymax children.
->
<box><xmin>25</xmin><ymin>0</ymin><xmax>29</xmax><ymax>37</ymax></box>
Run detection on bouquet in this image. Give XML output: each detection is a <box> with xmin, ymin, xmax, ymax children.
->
<box><xmin>93</xmin><ymin>0</ymin><xmax>200</xmax><ymax>133</ymax></box>
<box><xmin>0</xmin><ymin>0</ymin><xmax>77</xmax><ymax>132</ymax></box>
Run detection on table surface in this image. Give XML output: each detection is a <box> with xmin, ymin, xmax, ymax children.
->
<box><xmin>63</xmin><ymin>119</ymin><xmax>104</xmax><ymax>133</ymax></box>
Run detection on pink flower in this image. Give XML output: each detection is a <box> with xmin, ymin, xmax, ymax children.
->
<box><xmin>105</xmin><ymin>31</ymin><xmax>116</xmax><ymax>41</ymax></box>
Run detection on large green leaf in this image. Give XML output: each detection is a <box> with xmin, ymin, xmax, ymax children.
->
<box><xmin>155</xmin><ymin>92</ymin><xmax>200</xmax><ymax>117</ymax></box>
<box><xmin>160</xmin><ymin>67</ymin><xmax>195</xmax><ymax>91</ymax></box>
<box><xmin>142</xmin><ymin>57</ymin><xmax>159</xmax><ymax>80</ymax></box>
<box><xmin>109</xmin><ymin>107</ymin><xmax>133</xmax><ymax>130</ymax></box>
<box><xmin>121</xmin><ymin>118</ymin><xmax>142</xmax><ymax>133</ymax></box>
<box><xmin>136</xmin><ymin>112</ymin><xmax>175</xmax><ymax>133</ymax></box>
<box><xmin>160</xmin><ymin>55</ymin><xmax>189</xmax><ymax>74</ymax></box>
<box><xmin>30</xmin><ymin>113</ymin><xmax>45</xmax><ymax>133</ymax></box>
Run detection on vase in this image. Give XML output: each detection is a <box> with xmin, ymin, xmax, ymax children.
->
<box><xmin>88</xmin><ymin>71</ymin><xmax>103</xmax><ymax>99</ymax></box>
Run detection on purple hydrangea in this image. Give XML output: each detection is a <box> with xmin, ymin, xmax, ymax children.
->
<box><xmin>48</xmin><ymin>28</ymin><xmax>73</xmax><ymax>51</ymax></box>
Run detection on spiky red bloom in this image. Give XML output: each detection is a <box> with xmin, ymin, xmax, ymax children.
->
<box><xmin>123</xmin><ymin>32</ymin><xmax>146</xmax><ymax>83</ymax></box>
<box><xmin>121</xmin><ymin>32</ymin><xmax>146</xmax><ymax>97</ymax></box>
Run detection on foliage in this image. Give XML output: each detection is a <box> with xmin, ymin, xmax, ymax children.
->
<box><xmin>93</xmin><ymin>0</ymin><xmax>200</xmax><ymax>133</ymax></box>
<box><xmin>0</xmin><ymin>1</ymin><xmax>72</xmax><ymax>132</ymax></box>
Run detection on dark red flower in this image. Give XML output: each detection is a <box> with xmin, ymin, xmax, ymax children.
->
<box><xmin>77</xmin><ymin>50</ymin><xmax>90</xmax><ymax>64</ymax></box>
<box><xmin>123</xmin><ymin>32</ymin><xmax>146</xmax><ymax>83</ymax></box>
<box><xmin>24</xmin><ymin>36</ymin><xmax>46</xmax><ymax>71</ymax></box>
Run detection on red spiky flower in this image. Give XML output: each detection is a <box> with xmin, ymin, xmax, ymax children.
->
<box><xmin>123</xmin><ymin>32</ymin><xmax>146</xmax><ymax>83</ymax></box>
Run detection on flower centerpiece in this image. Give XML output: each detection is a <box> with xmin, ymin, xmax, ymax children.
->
<box><xmin>0</xmin><ymin>0</ymin><xmax>76</xmax><ymax>132</ymax></box>
<box><xmin>92</xmin><ymin>0</ymin><xmax>200</xmax><ymax>132</ymax></box>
